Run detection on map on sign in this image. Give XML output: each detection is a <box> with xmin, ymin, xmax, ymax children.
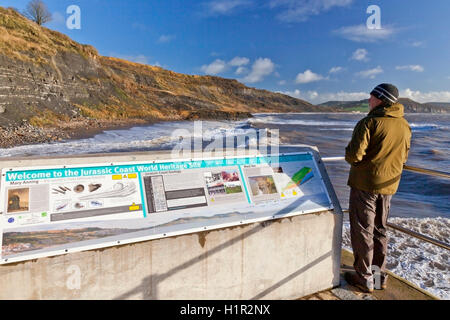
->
<box><xmin>0</xmin><ymin>152</ymin><xmax>333</xmax><ymax>264</ymax></box>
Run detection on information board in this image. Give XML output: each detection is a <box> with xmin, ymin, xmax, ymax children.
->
<box><xmin>0</xmin><ymin>152</ymin><xmax>333</xmax><ymax>264</ymax></box>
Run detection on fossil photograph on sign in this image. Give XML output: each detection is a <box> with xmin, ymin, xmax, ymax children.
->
<box><xmin>248</xmin><ymin>175</ymin><xmax>278</xmax><ymax>196</ymax></box>
<box><xmin>7</xmin><ymin>188</ymin><xmax>30</xmax><ymax>214</ymax></box>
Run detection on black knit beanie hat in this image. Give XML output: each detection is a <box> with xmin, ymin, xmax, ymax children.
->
<box><xmin>370</xmin><ymin>83</ymin><xmax>399</xmax><ymax>105</ymax></box>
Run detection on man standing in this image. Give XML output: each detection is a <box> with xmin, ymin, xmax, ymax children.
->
<box><xmin>344</xmin><ymin>83</ymin><xmax>411</xmax><ymax>293</ymax></box>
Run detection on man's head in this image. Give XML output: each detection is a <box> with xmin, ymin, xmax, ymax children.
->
<box><xmin>369</xmin><ymin>83</ymin><xmax>399</xmax><ymax>110</ymax></box>
<box><xmin>368</xmin><ymin>94</ymin><xmax>383</xmax><ymax>110</ymax></box>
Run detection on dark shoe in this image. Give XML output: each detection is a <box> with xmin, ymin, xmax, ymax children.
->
<box><xmin>344</xmin><ymin>272</ymin><xmax>374</xmax><ymax>293</ymax></box>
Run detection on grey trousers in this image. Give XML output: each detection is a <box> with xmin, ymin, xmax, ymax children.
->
<box><xmin>349</xmin><ymin>187</ymin><xmax>392</xmax><ymax>283</ymax></box>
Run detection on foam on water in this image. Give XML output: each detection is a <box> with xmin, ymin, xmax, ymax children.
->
<box><xmin>249</xmin><ymin>116</ymin><xmax>357</xmax><ymax>127</ymax></box>
<box><xmin>319</xmin><ymin>128</ymin><xmax>354</xmax><ymax>131</ymax></box>
<box><xmin>250</xmin><ymin>114</ymin><xmax>448</xmax><ymax>132</ymax></box>
<box><xmin>342</xmin><ymin>217</ymin><xmax>450</xmax><ymax>300</ymax></box>
<box><xmin>1</xmin><ymin>114</ymin><xmax>448</xmax><ymax>157</ymax></box>
<box><xmin>0</xmin><ymin>120</ymin><xmax>256</xmax><ymax>157</ymax></box>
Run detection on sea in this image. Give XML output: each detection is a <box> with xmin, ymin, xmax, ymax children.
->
<box><xmin>0</xmin><ymin>112</ymin><xmax>449</xmax><ymax>299</ymax></box>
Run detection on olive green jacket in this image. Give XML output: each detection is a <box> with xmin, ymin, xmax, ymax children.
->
<box><xmin>345</xmin><ymin>103</ymin><xmax>411</xmax><ymax>195</ymax></box>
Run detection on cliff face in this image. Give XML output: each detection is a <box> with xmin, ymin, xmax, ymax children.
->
<box><xmin>0</xmin><ymin>7</ymin><xmax>318</xmax><ymax>129</ymax></box>
<box><xmin>398</xmin><ymin>98</ymin><xmax>448</xmax><ymax>114</ymax></box>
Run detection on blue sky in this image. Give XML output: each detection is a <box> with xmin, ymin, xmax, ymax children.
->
<box><xmin>2</xmin><ymin>0</ymin><xmax>450</xmax><ymax>103</ymax></box>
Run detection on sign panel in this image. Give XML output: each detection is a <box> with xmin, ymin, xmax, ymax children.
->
<box><xmin>0</xmin><ymin>152</ymin><xmax>333</xmax><ymax>264</ymax></box>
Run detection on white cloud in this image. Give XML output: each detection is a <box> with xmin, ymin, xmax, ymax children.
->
<box><xmin>329</xmin><ymin>66</ymin><xmax>344</xmax><ymax>74</ymax></box>
<box><xmin>355</xmin><ymin>66</ymin><xmax>383</xmax><ymax>79</ymax></box>
<box><xmin>320</xmin><ymin>91</ymin><xmax>369</xmax><ymax>102</ymax></box>
<box><xmin>410</xmin><ymin>41</ymin><xmax>424</xmax><ymax>47</ymax></box>
<box><xmin>400</xmin><ymin>89</ymin><xmax>450</xmax><ymax>103</ymax></box>
<box><xmin>280</xmin><ymin>89</ymin><xmax>308</xmax><ymax>99</ymax></box>
<box><xmin>51</xmin><ymin>11</ymin><xmax>65</xmax><ymax>25</ymax></box>
<box><xmin>281</xmin><ymin>89</ymin><xmax>302</xmax><ymax>98</ymax></box>
<box><xmin>333</xmin><ymin>24</ymin><xmax>396</xmax><ymax>42</ymax></box>
<box><xmin>278</xmin><ymin>80</ymin><xmax>287</xmax><ymax>85</ymax></box>
<box><xmin>200</xmin><ymin>56</ymin><xmax>252</xmax><ymax>75</ymax></box>
<box><xmin>280</xmin><ymin>89</ymin><xmax>369</xmax><ymax>104</ymax></box>
<box><xmin>351</xmin><ymin>48</ymin><xmax>369</xmax><ymax>61</ymax></box>
<box><xmin>308</xmin><ymin>90</ymin><xmax>319</xmax><ymax>100</ymax></box>
<box><xmin>295</xmin><ymin>69</ymin><xmax>325</xmax><ymax>84</ymax></box>
<box><xmin>270</xmin><ymin>0</ymin><xmax>353</xmax><ymax>23</ymax></box>
<box><xmin>201</xmin><ymin>59</ymin><xmax>228</xmax><ymax>75</ymax></box>
<box><xmin>132</xmin><ymin>22</ymin><xmax>150</xmax><ymax>32</ymax></box>
<box><xmin>235</xmin><ymin>66</ymin><xmax>248</xmax><ymax>75</ymax></box>
<box><xmin>229</xmin><ymin>56</ymin><xmax>250</xmax><ymax>67</ymax></box>
<box><xmin>111</xmin><ymin>53</ymin><xmax>151</xmax><ymax>65</ymax></box>
<box><xmin>242</xmin><ymin>58</ymin><xmax>275</xmax><ymax>83</ymax></box>
<box><xmin>157</xmin><ymin>34</ymin><xmax>176</xmax><ymax>43</ymax></box>
<box><xmin>395</xmin><ymin>65</ymin><xmax>424</xmax><ymax>72</ymax></box>
<box><xmin>132</xmin><ymin>55</ymin><xmax>150</xmax><ymax>65</ymax></box>
<box><xmin>202</xmin><ymin>0</ymin><xmax>252</xmax><ymax>16</ymax></box>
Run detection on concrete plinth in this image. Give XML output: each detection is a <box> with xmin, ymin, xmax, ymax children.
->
<box><xmin>0</xmin><ymin>210</ymin><xmax>341</xmax><ymax>300</ymax></box>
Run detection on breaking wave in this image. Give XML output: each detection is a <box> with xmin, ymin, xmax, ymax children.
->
<box><xmin>0</xmin><ymin>120</ymin><xmax>256</xmax><ymax>157</ymax></box>
<box><xmin>250</xmin><ymin>114</ymin><xmax>448</xmax><ymax>132</ymax></box>
<box><xmin>342</xmin><ymin>217</ymin><xmax>450</xmax><ymax>300</ymax></box>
